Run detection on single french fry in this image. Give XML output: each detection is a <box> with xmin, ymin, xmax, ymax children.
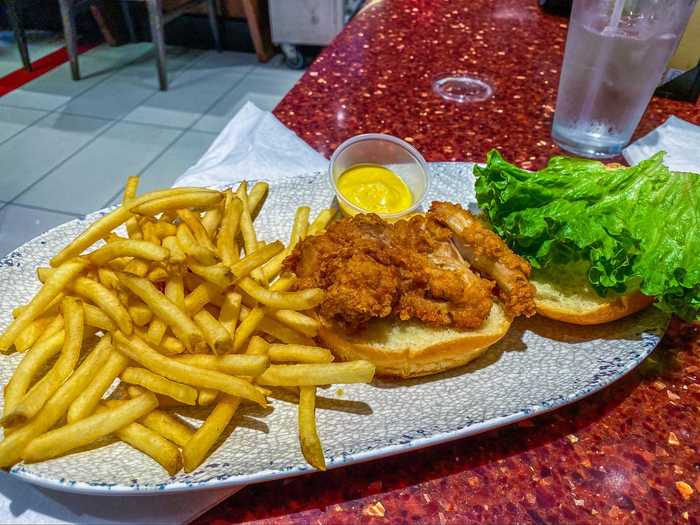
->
<box><xmin>162</xmin><ymin>236</ymin><xmax>186</xmax><ymax>264</ymax></box>
<box><xmin>298</xmin><ymin>386</ymin><xmax>325</xmax><ymax>470</ymax></box>
<box><xmin>202</xmin><ymin>207</ymin><xmax>223</xmax><ymax>237</ymax></box>
<box><xmin>247</xmin><ymin>182</ymin><xmax>269</xmax><ymax>220</ymax></box>
<box><xmin>13</xmin><ymin>316</ymin><xmax>54</xmax><ymax>353</ymax></box>
<box><xmin>174</xmin><ymin>354</ymin><xmax>269</xmax><ymax>377</ymax></box>
<box><xmin>159</xmin><ymin>335</ymin><xmax>186</xmax><ymax>355</ymax></box>
<box><xmin>114</xmin><ymin>333</ymin><xmax>267</xmax><ymax>406</ymax></box>
<box><xmin>67</xmin><ymin>343</ymin><xmax>127</xmax><ymax>423</ymax></box>
<box><xmin>123</xmin><ymin>258</ymin><xmax>150</xmax><ymax>277</ymax></box>
<box><xmin>97</xmin><ymin>267</ymin><xmax>121</xmax><ymax>290</ymax></box>
<box><xmin>152</xmin><ymin>221</ymin><xmax>177</xmax><ymax>239</ymax></box>
<box><xmin>217</xmin><ymin>192</ymin><xmax>242</xmax><ymax>266</ymax></box>
<box><xmin>185</xmin><ymin>282</ymin><xmax>223</xmax><ymax>315</ymax></box>
<box><xmin>245</xmin><ymin>335</ymin><xmax>270</xmax><ymax>356</ymax></box>
<box><xmin>132</xmin><ymin>192</ymin><xmax>222</xmax><ymax>216</ymax></box>
<box><xmin>146</xmin><ymin>318</ymin><xmax>167</xmax><ymax>346</ymax></box>
<box><xmin>233</xmin><ymin>306</ymin><xmax>264</xmax><ymax>353</ymax></box>
<box><xmin>187</xmin><ymin>261</ymin><xmax>231</xmax><ymax>289</ymax></box>
<box><xmin>268</xmin><ymin>344</ymin><xmax>333</xmax><ymax>364</ymax></box>
<box><xmin>72</xmin><ymin>276</ymin><xmax>132</xmax><ymax>334</ymax></box>
<box><xmin>89</xmin><ymin>240</ymin><xmax>169</xmax><ymax>266</ymax></box>
<box><xmin>229</xmin><ymin>241</ymin><xmax>284</xmax><ymax>282</ymax></box>
<box><xmin>50</xmin><ymin>188</ymin><xmax>216</xmax><ymax>266</ymax></box>
<box><xmin>123</xmin><ymin>176</ymin><xmax>141</xmax><ymax>240</ymax></box>
<box><xmin>2</xmin><ymin>297</ymin><xmax>85</xmax><ymax>427</ymax></box>
<box><xmin>240</xmin><ymin>305</ymin><xmax>314</xmax><ymax>346</ymax></box>
<box><xmin>257</xmin><ymin>361</ymin><xmax>376</xmax><ymax>387</ymax></box>
<box><xmin>236</xmin><ymin>182</ymin><xmax>257</xmax><ymax>256</ymax></box>
<box><xmin>117</xmin><ymin>272</ymin><xmax>204</xmax><ymax>351</ymax></box>
<box><xmin>237</xmin><ymin>277</ymin><xmax>324</xmax><ymax>311</ymax></box>
<box><xmin>122</xmin><ymin>367</ymin><xmax>198</xmax><ymax>405</ymax></box>
<box><xmin>289</xmin><ymin>207</ymin><xmax>310</xmax><ymax>246</ymax></box>
<box><xmin>164</xmin><ymin>274</ymin><xmax>186</xmax><ymax>312</ymax></box>
<box><xmin>0</xmin><ymin>258</ymin><xmax>87</xmax><ymax>352</ymax></box>
<box><xmin>265</xmin><ymin>309</ymin><xmax>320</xmax><ymax>338</ymax></box>
<box><xmin>198</xmin><ymin>389</ymin><xmax>219</xmax><ymax>406</ymax></box>
<box><xmin>219</xmin><ymin>292</ymin><xmax>242</xmax><ymax>339</ymax></box>
<box><xmin>3</xmin><ymin>330</ymin><xmax>65</xmax><ymax>416</ymax></box>
<box><xmin>146</xmin><ymin>265</ymin><xmax>168</xmax><ymax>282</ymax></box>
<box><xmin>0</xmin><ymin>335</ymin><xmax>111</xmax><ymax>467</ymax></box>
<box><xmin>182</xmin><ymin>395</ymin><xmax>240</xmax><ymax>472</ymax></box>
<box><xmin>176</xmin><ymin>223</ymin><xmax>218</xmax><ymax>265</ymax></box>
<box><xmin>95</xmin><ymin>404</ymin><xmax>181</xmax><ymax>475</ymax></box>
<box><xmin>23</xmin><ymin>392</ymin><xmax>158</xmax><ymax>463</ymax></box>
<box><xmin>34</xmin><ymin>313</ymin><xmax>64</xmax><ymax>344</ymax></box>
<box><xmin>307</xmin><ymin>208</ymin><xmax>336</xmax><ymax>236</ymax></box>
<box><xmin>176</xmin><ymin>209</ymin><xmax>217</xmax><ymax>251</ymax></box>
<box><xmin>128</xmin><ymin>301</ymin><xmax>153</xmax><ymax>327</ymax></box>
<box><xmin>83</xmin><ymin>303</ymin><xmax>116</xmax><ymax>331</ymax></box>
<box><xmin>270</xmin><ymin>276</ymin><xmax>297</xmax><ymax>292</ymax></box>
<box><xmin>193</xmin><ymin>309</ymin><xmax>232</xmax><ymax>354</ymax></box>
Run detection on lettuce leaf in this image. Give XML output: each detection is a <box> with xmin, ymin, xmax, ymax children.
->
<box><xmin>474</xmin><ymin>150</ymin><xmax>700</xmax><ymax>320</ymax></box>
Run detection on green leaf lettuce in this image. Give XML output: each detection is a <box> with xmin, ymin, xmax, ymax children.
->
<box><xmin>474</xmin><ymin>150</ymin><xmax>700</xmax><ymax>320</ymax></box>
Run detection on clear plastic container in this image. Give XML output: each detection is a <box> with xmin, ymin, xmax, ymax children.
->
<box><xmin>328</xmin><ymin>133</ymin><xmax>431</xmax><ymax>220</ymax></box>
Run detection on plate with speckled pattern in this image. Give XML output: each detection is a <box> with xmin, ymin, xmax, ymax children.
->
<box><xmin>0</xmin><ymin>163</ymin><xmax>667</xmax><ymax>494</ymax></box>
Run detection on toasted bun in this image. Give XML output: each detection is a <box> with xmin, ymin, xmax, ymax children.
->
<box><xmin>530</xmin><ymin>262</ymin><xmax>654</xmax><ymax>325</ymax></box>
<box><xmin>317</xmin><ymin>302</ymin><xmax>511</xmax><ymax>378</ymax></box>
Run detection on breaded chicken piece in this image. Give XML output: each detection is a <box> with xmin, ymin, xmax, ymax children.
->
<box><xmin>284</xmin><ymin>213</ymin><xmax>494</xmax><ymax>332</ymax></box>
<box><xmin>428</xmin><ymin>201</ymin><xmax>536</xmax><ymax>318</ymax></box>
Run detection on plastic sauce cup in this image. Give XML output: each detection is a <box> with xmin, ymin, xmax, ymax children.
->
<box><xmin>329</xmin><ymin>134</ymin><xmax>431</xmax><ymax>220</ymax></box>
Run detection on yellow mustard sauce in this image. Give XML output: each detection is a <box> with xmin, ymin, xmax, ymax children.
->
<box><xmin>336</xmin><ymin>164</ymin><xmax>413</xmax><ymax>215</ymax></box>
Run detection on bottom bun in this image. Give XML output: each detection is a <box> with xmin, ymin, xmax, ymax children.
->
<box><xmin>531</xmin><ymin>263</ymin><xmax>654</xmax><ymax>325</ymax></box>
<box><xmin>318</xmin><ymin>302</ymin><xmax>511</xmax><ymax>378</ymax></box>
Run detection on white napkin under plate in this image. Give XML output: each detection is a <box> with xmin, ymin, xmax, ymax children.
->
<box><xmin>623</xmin><ymin>116</ymin><xmax>700</xmax><ymax>172</ymax></box>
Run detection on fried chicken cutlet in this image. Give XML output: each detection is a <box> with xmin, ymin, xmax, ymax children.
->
<box><xmin>284</xmin><ymin>202</ymin><xmax>536</xmax><ymax>332</ymax></box>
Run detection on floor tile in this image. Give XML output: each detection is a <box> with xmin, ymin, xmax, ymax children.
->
<box><xmin>0</xmin><ymin>30</ymin><xmax>65</xmax><ymax>77</ymax></box>
<box><xmin>0</xmin><ymin>203</ymin><xmax>79</xmax><ymax>258</ymax></box>
<box><xmin>0</xmin><ymin>59</ymin><xmax>109</xmax><ymax>111</ymax></box>
<box><xmin>0</xmin><ymin>106</ymin><xmax>48</xmax><ymax>143</ymax></box>
<box><xmin>192</xmin><ymin>70</ymin><xmax>301</xmax><ymax>133</ymax></box>
<box><xmin>0</xmin><ymin>112</ymin><xmax>111</xmax><ymax>202</ymax></box>
<box><xmin>17</xmin><ymin>122</ymin><xmax>182</xmax><ymax>215</ymax></box>
<box><xmin>122</xmin><ymin>65</ymin><xmax>246</xmax><ymax>129</ymax></box>
<box><xmin>57</xmin><ymin>74</ymin><xmax>157</xmax><ymax>120</ymax></box>
<box><xmin>185</xmin><ymin>50</ymin><xmax>258</xmax><ymax>76</ymax></box>
<box><xmin>106</xmin><ymin>130</ymin><xmax>216</xmax><ymax>206</ymax></box>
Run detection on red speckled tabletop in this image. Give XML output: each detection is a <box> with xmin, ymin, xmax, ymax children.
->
<box><xmin>196</xmin><ymin>1</ymin><xmax>700</xmax><ymax>523</ymax></box>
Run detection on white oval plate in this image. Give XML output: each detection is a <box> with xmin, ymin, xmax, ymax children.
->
<box><xmin>0</xmin><ymin>163</ymin><xmax>667</xmax><ymax>495</ymax></box>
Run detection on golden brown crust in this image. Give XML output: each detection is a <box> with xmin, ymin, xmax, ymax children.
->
<box><xmin>534</xmin><ymin>290</ymin><xmax>654</xmax><ymax>325</ymax></box>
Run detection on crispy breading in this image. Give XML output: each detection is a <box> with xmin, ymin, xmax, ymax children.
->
<box><xmin>284</xmin><ymin>211</ymin><xmax>495</xmax><ymax>332</ymax></box>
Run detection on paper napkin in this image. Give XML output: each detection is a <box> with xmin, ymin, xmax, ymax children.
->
<box><xmin>623</xmin><ymin>116</ymin><xmax>700</xmax><ymax>172</ymax></box>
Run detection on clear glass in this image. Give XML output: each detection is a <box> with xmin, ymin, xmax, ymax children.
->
<box><xmin>552</xmin><ymin>0</ymin><xmax>697</xmax><ymax>158</ymax></box>
<box><xmin>329</xmin><ymin>134</ymin><xmax>431</xmax><ymax>220</ymax></box>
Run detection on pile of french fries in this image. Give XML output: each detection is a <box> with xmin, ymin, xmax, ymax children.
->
<box><xmin>0</xmin><ymin>177</ymin><xmax>375</xmax><ymax>475</ymax></box>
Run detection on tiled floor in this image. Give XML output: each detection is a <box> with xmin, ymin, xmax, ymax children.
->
<box><xmin>0</xmin><ymin>30</ymin><xmax>65</xmax><ymax>77</ymax></box>
<box><xmin>0</xmin><ymin>43</ymin><xmax>304</xmax><ymax>257</ymax></box>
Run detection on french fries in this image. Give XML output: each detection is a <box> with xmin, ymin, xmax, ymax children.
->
<box><xmin>299</xmin><ymin>386</ymin><xmax>325</xmax><ymax>470</ymax></box>
<box><xmin>0</xmin><ymin>179</ymin><xmax>376</xmax><ymax>476</ymax></box>
<box><xmin>121</xmin><ymin>367</ymin><xmax>198</xmax><ymax>406</ymax></box>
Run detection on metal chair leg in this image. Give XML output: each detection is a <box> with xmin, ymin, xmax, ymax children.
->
<box><xmin>206</xmin><ymin>0</ymin><xmax>222</xmax><ymax>52</ymax></box>
<box><xmin>58</xmin><ymin>0</ymin><xmax>80</xmax><ymax>81</ymax></box>
<box><xmin>6</xmin><ymin>0</ymin><xmax>32</xmax><ymax>71</ymax></box>
<box><xmin>146</xmin><ymin>0</ymin><xmax>167</xmax><ymax>91</ymax></box>
<box><xmin>119</xmin><ymin>0</ymin><xmax>137</xmax><ymax>43</ymax></box>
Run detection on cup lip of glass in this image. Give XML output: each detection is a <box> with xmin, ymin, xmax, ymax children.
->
<box><xmin>328</xmin><ymin>133</ymin><xmax>432</xmax><ymax>220</ymax></box>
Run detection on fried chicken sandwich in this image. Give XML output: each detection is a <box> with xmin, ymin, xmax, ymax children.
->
<box><xmin>283</xmin><ymin>202</ymin><xmax>536</xmax><ymax>378</ymax></box>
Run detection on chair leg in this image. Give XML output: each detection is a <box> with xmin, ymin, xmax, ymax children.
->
<box><xmin>146</xmin><ymin>0</ymin><xmax>167</xmax><ymax>91</ymax></box>
<box><xmin>58</xmin><ymin>0</ymin><xmax>80</xmax><ymax>81</ymax></box>
<box><xmin>119</xmin><ymin>0</ymin><xmax>137</xmax><ymax>43</ymax></box>
<box><xmin>6</xmin><ymin>0</ymin><xmax>32</xmax><ymax>71</ymax></box>
<box><xmin>206</xmin><ymin>0</ymin><xmax>222</xmax><ymax>52</ymax></box>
